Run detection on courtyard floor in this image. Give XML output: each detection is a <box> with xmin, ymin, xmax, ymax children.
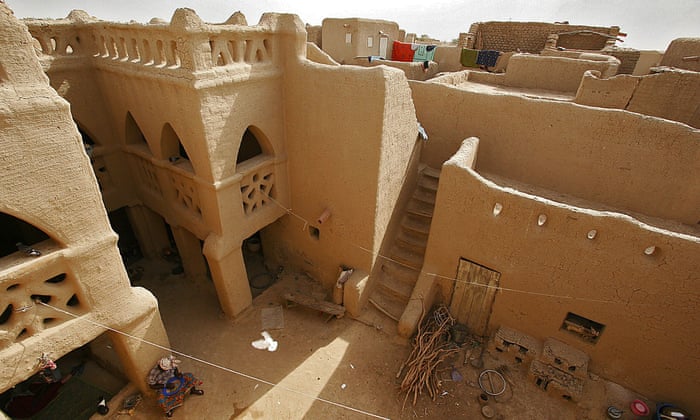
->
<box><xmin>95</xmin><ymin>260</ymin><xmax>652</xmax><ymax>420</ymax></box>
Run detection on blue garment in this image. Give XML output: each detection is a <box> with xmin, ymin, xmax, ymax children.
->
<box><xmin>476</xmin><ymin>50</ymin><xmax>500</xmax><ymax>67</ymax></box>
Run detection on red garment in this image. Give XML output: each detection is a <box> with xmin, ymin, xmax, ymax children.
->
<box><xmin>391</xmin><ymin>41</ymin><xmax>415</xmax><ymax>62</ymax></box>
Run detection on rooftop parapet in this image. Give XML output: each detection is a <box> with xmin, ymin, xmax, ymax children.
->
<box><xmin>22</xmin><ymin>8</ymin><xmax>306</xmax><ymax>77</ymax></box>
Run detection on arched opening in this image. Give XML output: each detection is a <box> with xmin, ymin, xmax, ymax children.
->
<box><xmin>125</xmin><ymin>112</ymin><xmax>149</xmax><ymax>149</ymax></box>
<box><xmin>161</xmin><ymin>123</ymin><xmax>191</xmax><ymax>164</ymax></box>
<box><xmin>0</xmin><ymin>212</ymin><xmax>51</xmax><ymax>259</ymax></box>
<box><xmin>236</xmin><ymin>126</ymin><xmax>268</xmax><ymax>164</ymax></box>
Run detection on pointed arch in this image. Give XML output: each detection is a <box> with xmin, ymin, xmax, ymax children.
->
<box><xmin>161</xmin><ymin>123</ymin><xmax>191</xmax><ymax>165</ymax></box>
<box><xmin>125</xmin><ymin>112</ymin><xmax>149</xmax><ymax>149</ymax></box>
<box><xmin>237</xmin><ymin>126</ymin><xmax>272</xmax><ymax>164</ymax></box>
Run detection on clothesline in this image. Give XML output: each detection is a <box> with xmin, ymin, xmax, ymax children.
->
<box><xmin>35</xmin><ymin>301</ymin><xmax>391</xmax><ymax>420</ymax></box>
<box><xmin>266</xmin><ymin>195</ymin><xmax>659</xmax><ymax>307</ymax></box>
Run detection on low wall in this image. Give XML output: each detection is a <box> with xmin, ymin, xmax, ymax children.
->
<box><xmin>575</xmin><ymin>71</ymin><xmax>639</xmax><ymax>109</ymax></box>
<box><xmin>504</xmin><ymin>54</ymin><xmax>619</xmax><ymax>93</ymax></box>
<box><xmin>433</xmin><ymin>45</ymin><xmax>463</xmax><ymax>72</ymax></box>
<box><xmin>423</xmin><ymin>138</ymin><xmax>700</xmax><ymax>413</ymax></box>
<box><xmin>306</xmin><ymin>42</ymin><xmax>339</xmax><ymax>65</ymax></box>
<box><xmin>349</xmin><ymin>58</ymin><xmax>439</xmax><ymax>81</ymax></box>
<box><xmin>575</xmin><ymin>68</ymin><xmax>700</xmax><ymax>128</ymax></box>
<box><xmin>660</xmin><ymin>37</ymin><xmax>700</xmax><ymax>72</ymax></box>
<box><xmin>410</xmin><ymin>81</ymin><xmax>700</xmax><ymax>226</ymax></box>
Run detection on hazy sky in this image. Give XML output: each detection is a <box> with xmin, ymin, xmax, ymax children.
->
<box><xmin>6</xmin><ymin>0</ymin><xmax>699</xmax><ymax>51</ymax></box>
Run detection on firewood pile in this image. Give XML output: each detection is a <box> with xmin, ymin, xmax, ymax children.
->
<box><xmin>397</xmin><ymin>305</ymin><xmax>460</xmax><ymax>407</ymax></box>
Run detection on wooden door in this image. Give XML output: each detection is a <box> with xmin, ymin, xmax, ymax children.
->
<box><xmin>449</xmin><ymin>258</ymin><xmax>500</xmax><ymax>337</ymax></box>
<box><xmin>379</xmin><ymin>36</ymin><xmax>388</xmax><ymax>59</ymax></box>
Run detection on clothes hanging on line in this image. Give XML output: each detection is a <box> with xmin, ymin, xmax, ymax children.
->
<box><xmin>392</xmin><ymin>41</ymin><xmax>437</xmax><ymax>62</ymax></box>
<box><xmin>460</xmin><ymin>48</ymin><xmax>479</xmax><ymax>67</ymax></box>
<box><xmin>476</xmin><ymin>50</ymin><xmax>500</xmax><ymax>67</ymax></box>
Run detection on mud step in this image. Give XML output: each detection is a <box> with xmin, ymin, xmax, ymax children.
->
<box><xmin>402</xmin><ymin>214</ymin><xmax>431</xmax><ymax>235</ymax></box>
<box><xmin>395</xmin><ymin>232</ymin><xmax>427</xmax><ymax>254</ymax></box>
<box><xmin>418</xmin><ymin>174</ymin><xmax>439</xmax><ymax>192</ymax></box>
<box><xmin>421</xmin><ymin>166</ymin><xmax>441</xmax><ymax>179</ymax></box>
<box><xmin>389</xmin><ymin>246</ymin><xmax>424</xmax><ymax>270</ymax></box>
<box><xmin>412</xmin><ymin>188</ymin><xmax>437</xmax><ymax>205</ymax></box>
<box><xmin>369</xmin><ymin>293</ymin><xmax>407</xmax><ymax>322</ymax></box>
<box><xmin>407</xmin><ymin>200</ymin><xmax>434</xmax><ymax>218</ymax></box>
<box><xmin>376</xmin><ymin>272</ymin><xmax>414</xmax><ymax>301</ymax></box>
<box><xmin>381</xmin><ymin>260</ymin><xmax>419</xmax><ymax>285</ymax></box>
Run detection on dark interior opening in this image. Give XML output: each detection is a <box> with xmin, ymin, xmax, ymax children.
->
<box><xmin>243</xmin><ymin>230</ymin><xmax>277</xmax><ymax>297</ymax></box>
<box><xmin>236</xmin><ymin>128</ymin><xmax>264</xmax><ymax>164</ymax></box>
<box><xmin>561</xmin><ymin>312</ymin><xmax>605</xmax><ymax>344</ymax></box>
<box><xmin>0</xmin><ymin>341</ymin><xmax>127</xmax><ymax>419</ymax></box>
<box><xmin>0</xmin><ymin>212</ymin><xmax>50</xmax><ymax>259</ymax></box>
<box><xmin>107</xmin><ymin>207</ymin><xmax>143</xmax><ymax>267</ymax></box>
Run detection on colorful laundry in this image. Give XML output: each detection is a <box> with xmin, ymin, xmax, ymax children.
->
<box><xmin>392</xmin><ymin>41</ymin><xmax>415</xmax><ymax>62</ymax></box>
<box><xmin>413</xmin><ymin>44</ymin><xmax>436</xmax><ymax>62</ymax></box>
<box><xmin>392</xmin><ymin>41</ymin><xmax>437</xmax><ymax>62</ymax></box>
<box><xmin>460</xmin><ymin>48</ymin><xmax>479</xmax><ymax>67</ymax></box>
<box><xmin>476</xmin><ymin>50</ymin><xmax>500</xmax><ymax>67</ymax></box>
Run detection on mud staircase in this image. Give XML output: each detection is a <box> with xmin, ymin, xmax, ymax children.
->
<box><xmin>368</xmin><ymin>166</ymin><xmax>440</xmax><ymax>321</ymax></box>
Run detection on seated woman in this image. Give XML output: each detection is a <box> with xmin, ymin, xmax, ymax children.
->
<box><xmin>147</xmin><ymin>356</ymin><xmax>203</xmax><ymax>417</ymax></box>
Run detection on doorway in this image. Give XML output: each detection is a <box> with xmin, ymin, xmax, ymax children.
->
<box><xmin>449</xmin><ymin>258</ymin><xmax>501</xmax><ymax>337</ymax></box>
<box><xmin>242</xmin><ymin>230</ymin><xmax>278</xmax><ymax>297</ymax></box>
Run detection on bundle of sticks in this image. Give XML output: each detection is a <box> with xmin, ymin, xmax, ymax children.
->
<box><xmin>397</xmin><ymin>305</ymin><xmax>460</xmax><ymax>407</ymax></box>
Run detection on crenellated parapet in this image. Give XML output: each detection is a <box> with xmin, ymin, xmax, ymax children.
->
<box><xmin>22</xmin><ymin>8</ymin><xmax>305</xmax><ymax>79</ymax></box>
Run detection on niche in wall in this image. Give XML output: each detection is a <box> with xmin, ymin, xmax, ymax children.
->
<box><xmin>561</xmin><ymin>312</ymin><xmax>605</xmax><ymax>344</ymax></box>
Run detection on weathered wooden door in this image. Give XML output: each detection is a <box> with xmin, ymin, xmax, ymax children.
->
<box><xmin>449</xmin><ymin>259</ymin><xmax>500</xmax><ymax>337</ymax></box>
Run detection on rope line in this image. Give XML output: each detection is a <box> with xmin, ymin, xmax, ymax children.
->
<box><xmin>36</xmin><ymin>301</ymin><xmax>391</xmax><ymax>420</ymax></box>
<box><xmin>267</xmin><ymin>195</ymin><xmax>658</xmax><ymax>306</ymax></box>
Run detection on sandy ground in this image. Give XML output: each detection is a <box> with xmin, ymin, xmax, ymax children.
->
<box><xmin>97</xmin><ymin>261</ymin><xmax>652</xmax><ymax>420</ymax></box>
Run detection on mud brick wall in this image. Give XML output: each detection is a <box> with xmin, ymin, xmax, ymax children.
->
<box><xmin>470</xmin><ymin>22</ymin><xmax>619</xmax><ymax>53</ymax></box>
<box><xmin>605</xmin><ymin>48</ymin><xmax>641</xmax><ymax>74</ymax></box>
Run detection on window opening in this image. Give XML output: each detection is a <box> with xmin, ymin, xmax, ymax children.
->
<box><xmin>125</xmin><ymin>112</ymin><xmax>149</xmax><ymax>147</ymax></box>
<box><xmin>561</xmin><ymin>312</ymin><xmax>605</xmax><ymax>344</ymax></box>
<box><xmin>236</xmin><ymin>128</ymin><xmax>264</xmax><ymax>164</ymax></box>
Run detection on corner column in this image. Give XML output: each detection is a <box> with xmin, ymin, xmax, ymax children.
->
<box><xmin>203</xmin><ymin>240</ymin><xmax>252</xmax><ymax>318</ymax></box>
<box><xmin>171</xmin><ymin>225</ymin><xmax>208</xmax><ymax>280</ymax></box>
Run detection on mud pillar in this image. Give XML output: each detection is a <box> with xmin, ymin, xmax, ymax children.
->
<box><xmin>204</xmin><ymin>242</ymin><xmax>252</xmax><ymax>318</ymax></box>
<box><xmin>108</xmin><ymin>302</ymin><xmax>170</xmax><ymax>394</ymax></box>
<box><xmin>171</xmin><ymin>225</ymin><xmax>208</xmax><ymax>280</ymax></box>
<box><xmin>126</xmin><ymin>205</ymin><xmax>170</xmax><ymax>259</ymax></box>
